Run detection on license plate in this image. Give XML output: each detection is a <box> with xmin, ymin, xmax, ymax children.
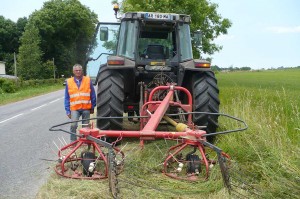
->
<box><xmin>145</xmin><ymin>13</ymin><xmax>171</xmax><ymax>20</ymax></box>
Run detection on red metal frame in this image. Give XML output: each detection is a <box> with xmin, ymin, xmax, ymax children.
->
<box><xmin>56</xmin><ymin>85</ymin><xmax>218</xmax><ymax>181</ymax></box>
<box><xmin>55</xmin><ymin>138</ymin><xmax>108</xmax><ymax>179</ymax></box>
<box><xmin>162</xmin><ymin>139</ymin><xmax>210</xmax><ymax>181</ymax></box>
<box><xmin>55</xmin><ymin>128</ymin><xmax>124</xmax><ymax>179</ymax></box>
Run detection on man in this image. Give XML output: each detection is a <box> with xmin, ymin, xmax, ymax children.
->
<box><xmin>64</xmin><ymin>64</ymin><xmax>96</xmax><ymax>142</ymax></box>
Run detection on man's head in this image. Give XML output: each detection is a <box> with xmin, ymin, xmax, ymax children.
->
<box><xmin>73</xmin><ymin>64</ymin><xmax>83</xmax><ymax>79</ymax></box>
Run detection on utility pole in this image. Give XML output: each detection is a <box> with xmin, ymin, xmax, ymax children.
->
<box><xmin>14</xmin><ymin>52</ymin><xmax>17</xmax><ymax>77</ymax></box>
<box><xmin>53</xmin><ymin>57</ymin><xmax>55</xmax><ymax>80</ymax></box>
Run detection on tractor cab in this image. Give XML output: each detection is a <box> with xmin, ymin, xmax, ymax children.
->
<box><xmin>96</xmin><ymin>12</ymin><xmax>199</xmax><ymax>72</ymax></box>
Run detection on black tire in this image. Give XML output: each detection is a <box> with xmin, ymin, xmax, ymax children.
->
<box><xmin>97</xmin><ymin>66</ymin><xmax>124</xmax><ymax>142</ymax></box>
<box><xmin>192</xmin><ymin>71</ymin><xmax>220</xmax><ymax>142</ymax></box>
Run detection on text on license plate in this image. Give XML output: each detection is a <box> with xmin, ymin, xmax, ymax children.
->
<box><xmin>145</xmin><ymin>13</ymin><xmax>171</xmax><ymax>20</ymax></box>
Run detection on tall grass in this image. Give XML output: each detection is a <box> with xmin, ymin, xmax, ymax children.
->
<box><xmin>217</xmin><ymin>69</ymin><xmax>300</xmax><ymax>198</ymax></box>
<box><xmin>37</xmin><ymin>69</ymin><xmax>300</xmax><ymax>198</ymax></box>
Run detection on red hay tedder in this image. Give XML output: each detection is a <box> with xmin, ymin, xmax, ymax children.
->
<box><xmin>50</xmin><ymin>84</ymin><xmax>247</xmax><ymax>198</ymax></box>
<box><xmin>50</xmin><ymin>8</ymin><xmax>248</xmax><ymax>198</ymax></box>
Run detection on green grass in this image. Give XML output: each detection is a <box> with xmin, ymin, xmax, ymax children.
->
<box><xmin>216</xmin><ymin>69</ymin><xmax>300</xmax><ymax>198</ymax></box>
<box><xmin>37</xmin><ymin>139</ymin><xmax>231</xmax><ymax>199</ymax></box>
<box><xmin>37</xmin><ymin>69</ymin><xmax>300</xmax><ymax>198</ymax></box>
<box><xmin>0</xmin><ymin>83</ymin><xmax>64</xmax><ymax>106</ymax></box>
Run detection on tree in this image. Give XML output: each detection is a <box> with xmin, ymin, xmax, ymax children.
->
<box><xmin>18</xmin><ymin>23</ymin><xmax>43</xmax><ymax>80</ymax></box>
<box><xmin>0</xmin><ymin>16</ymin><xmax>18</xmax><ymax>57</ymax></box>
<box><xmin>240</xmin><ymin>66</ymin><xmax>251</xmax><ymax>71</ymax></box>
<box><xmin>119</xmin><ymin>0</ymin><xmax>231</xmax><ymax>58</ymax></box>
<box><xmin>42</xmin><ymin>60</ymin><xmax>56</xmax><ymax>79</ymax></box>
<box><xmin>0</xmin><ymin>16</ymin><xmax>27</xmax><ymax>75</ymax></box>
<box><xmin>27</xmin><ymin>0</ymin><xmax>98</xmax><ymax>76</ymax></box>
<box><xmin>211</xmin><ymin>65</ymin><xmax>221</xmax><ymax>72</ymax></box>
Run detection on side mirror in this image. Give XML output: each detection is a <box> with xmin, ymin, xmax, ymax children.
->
<box><xmin>192</xmin><ymin>30</ymin><xmax>202</xmax><ymax>47</ymax></box>
<box><xmin>100</xmin><ymin>27</ymin><xmax>109</xmax><ymax>41</ymax></box>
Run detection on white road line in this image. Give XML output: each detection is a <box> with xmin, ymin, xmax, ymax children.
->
<box><xmin>31</xmin><ymin>104</ymin><xmax>47</xmax><ymax>111</ymax></box>
<box><xmin>0</xmin><ymin>98</ymin><xmax>63</xmax><ymax>124</ymax></box>
<box><xmin>0</xmin><ymin>113</ymin><xmax>24</xmax><ymax>124</ymax></box>
<box><xmin>49</xmin><ymin>99</ymin><xmax>59</xmax><ymax>104</ymax></box>
<box><xmin>49</xmin><ymin>98</ymin><xmax>61</xmax><ymax>104</ymax></box>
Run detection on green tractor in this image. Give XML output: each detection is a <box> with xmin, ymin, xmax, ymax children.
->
<box><xmin>87</xmin><ymin>11</ymin><xmax>220</xmax><ymax>142</ymax></box>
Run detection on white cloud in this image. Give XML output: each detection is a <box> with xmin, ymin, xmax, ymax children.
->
<box><xmin>265</xmin><ymin>26</ymin><xmax>300</xmax><ymax>34</ymax></box>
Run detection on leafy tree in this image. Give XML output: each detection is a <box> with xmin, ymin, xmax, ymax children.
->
<box><xmin>0</xmin><ymin>16</ymin><xmax>27</xmax><ymax>75</ymax></box>
<box><xmin>18</xmin><ymin>23</ymin><xmax>43</xmax><ymax>80</ymax></box>
<box><xmin>0</xmin><ymin>17</ymin><xmax>18</xmax><ymax>56</ymax></box>
<box><xmin>27</xmin><ymin>0</ymin><xmax>98</xmax><ymax>76</ymax></box>
<box><xmin>119</xmin><ymin>0</ymin><xmax>231</xmax><ymax>58</ymax></box>
<box><xmin>240</xmin><ymin>66</ymin><xmax>251</xmax><ymax>71</ymax></box>
<box><xmin>16</xmin><ymin>17</ymin><xmax>28</xmax><ymax>39</ymax></box>
<box><xmin>211</xmin><ymin>65</ymin><xmax>221</xmax><ymax>72</ymax></box>
<box><xmin>42</xmin><ymin>60</ymin><xmax>55</xmax><ymax>79</ymax></box>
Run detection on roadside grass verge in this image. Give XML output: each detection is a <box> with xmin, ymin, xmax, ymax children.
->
<box><xmin>37</xmin><ymin>69</ymin><xmax>300</xmax><ymax>198</ymax></box>
<box><xmin>0</xmin><ymin>82</ymin><xmax>64</xmax><ymax>106</ymax></box>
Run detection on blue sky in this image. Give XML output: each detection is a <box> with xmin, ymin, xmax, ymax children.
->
<box><xmin>1</xmin><ymin>0</ymin><xmax>299</xmax><ymax>69</ymax></box>
<box><xmin>211</xmin><ymin>0</ymin><xmax>300</xmax><ymax>69</ymax></box>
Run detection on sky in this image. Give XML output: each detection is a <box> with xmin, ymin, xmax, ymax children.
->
<box><xmin>1</xmin><ymin>0</ymin><xmax>300</xmax><ymax>69</ymax></box>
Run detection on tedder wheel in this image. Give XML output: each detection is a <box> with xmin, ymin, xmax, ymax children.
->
<box><xmin>97</xmin><ymin>65</ymin><xmax>124</xmax><ymax>143</ymax></box>
<box><xmin>192</xmin><ymin>71</ymin><xmax>220</xmax><ymax>142</ymax></box>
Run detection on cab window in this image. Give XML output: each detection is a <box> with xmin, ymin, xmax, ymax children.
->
<box><xmin>179</xmin><ymin>23</ymin><xmax>193</xmax><ymax>61</ymax></box>
<box><xmin>117</xmin><ymin>21</ymin><xmax>138</xmax><ymax>59</ymax></box>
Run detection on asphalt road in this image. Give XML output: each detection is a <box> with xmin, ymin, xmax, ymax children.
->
<box><xmin>0</xmin><ymin>89</ymin><xmax>70</xmax><ymax>199</ymax></box>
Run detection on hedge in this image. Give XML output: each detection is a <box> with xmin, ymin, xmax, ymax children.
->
<box><xmin>0</xmin><ymin>78</ymin><xmax>64</xmax><ymax>94</ymax></box>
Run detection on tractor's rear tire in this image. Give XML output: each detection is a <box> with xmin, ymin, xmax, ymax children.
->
<box><xmin>192</xmin><ymin>71</ymin><xmax>220</xmax><ymax>142</ymax></box>
<box><xmin>97</xmin><ymin>66</ymin><xmax>124</xmax><ymax>143</ymax></box>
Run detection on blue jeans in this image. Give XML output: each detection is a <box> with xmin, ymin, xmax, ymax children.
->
<box><xmin>70</xmin><ymin>109</ymin><xmax>90</xmax><ymax>142</ymax></box>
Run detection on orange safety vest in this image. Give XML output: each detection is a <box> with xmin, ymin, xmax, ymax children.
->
<box><xmin>67</xmin><ymin>76</ymin><xmax>92</xmax><ymax>111</ymax></box>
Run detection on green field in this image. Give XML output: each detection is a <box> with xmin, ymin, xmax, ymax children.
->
<box><xmin>37</xmin><ymin>69</ymin><xmax>300</xmax><ymax>198</ymax></box>
<box><xmin>217</xmin><ymin>69</ymin><xmax>300</xmax><ymax>198</ymax></box>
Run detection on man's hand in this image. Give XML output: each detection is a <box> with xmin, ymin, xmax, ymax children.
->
<box><xmin>67</xmin><ymin>114</ymin><xmax>71</xmax><ymax>119</ymax></box>
<box><xmin>90</xmin><ymin>109</ymin><xmax>94</xmax><ymax>114</ymax></box>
